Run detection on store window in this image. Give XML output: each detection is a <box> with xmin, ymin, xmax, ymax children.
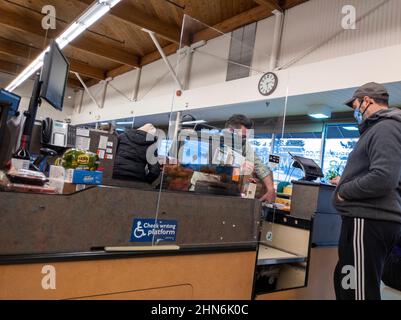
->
<box><xmin>250</xmin><ymin>134</ymin><xmax>273</xmax><ymax>166</ymax></box>
<box><xmin>322</xmin><ymin>124</ymin><xmax>360</xmax><ymax>178</ymax></box>
<box><xmin>157</xmin><ymin>123</ymin><xmax>359</xmax><ymax>184</ymax></box>
<box><xmin>272</xmin><ymin>132</ymin><xmax>323</xmax><ymax>182</ymax></box>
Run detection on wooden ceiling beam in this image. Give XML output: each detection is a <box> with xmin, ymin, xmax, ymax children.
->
<box><xmin>0</xmin><ymin>59</ymin><xmax>21</xmax><ymax>75</ymax></box>
<box><xmin>69</xmin><ymin>60</ymin><xmax>106</xmax><ymax>81</ymax></box>
<box><xmin>254</xmin><ymin>0</ymin><xmax>283</xmax><ymax>12</ymax></box>
<box><xmin>76</xmin><ymin>0</ymin><xmax>181</xmax><ymax>44</ymax></box>
<box><xmin>193</xmin><ymin>5</ymin><xmax>274</xmax><ymax>43</ymax></box>
<box><xmin>101</xmin><ymin>5</ymin><xmax>274</xmax><ymax>82</ymax></box>
<box><xmin>0</xmin><ymin>37</ymin><xmax>106</xmax><ymax>80</ymax></box>
<box><xmin>0</xmin><ymin>6</ymin><xmax>139</xmax><ymax>67</ymax></box>
<box><xmin>140</xmin><ymin>43</ymin><xmax>179</xmax><ymax>67</ymax></box>
<box><xmin>67</xmin><ymin>78</ymin><xmax>84</xmax><ymax>89</ymax></box>
<box><xmin>139</xmin><ymin>5</ymin><xmax>275</xmax><ymax>67</ymax></box>
<box><xmin>93</xmin><ymin>0</ymin><xmax>308</xmax><ymax>85</ymax></box>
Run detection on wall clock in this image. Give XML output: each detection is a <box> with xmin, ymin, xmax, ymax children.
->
<box><xmin>258</xmin><ymin>72</ymin><xmax>278</xmax><ymax>96</ymax></box>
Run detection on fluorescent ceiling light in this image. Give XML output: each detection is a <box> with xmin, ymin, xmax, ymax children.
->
<box><xmin>182</xmin><ymin>120</ymin><xmax>207</xmax><ymax>125</ymax></box>
<box><xmin>307</xmin><ymin>105</ymin><xmax>332</xmax><ymax>120</ymax></box>
<box><xmin>6</xmin><ymin>50</ymin><xmax>48</xmax><ymax>92</ymax></box>
<box><xmin>309</xmin><ymin>113</ymin><xmax>331</xmax><ymax>119</ymax></box>
<box><xmin>116</xmin><ymin>121</ymin><xmax>134</xmax><ymax>125</ymax></box>
<box><xmin>342</xmin><ymin>126</ymin><xmax>359</xmax><ymax>131</ymax></box>
<box><xmin>6</xmin><ymin>0</ymin><xmax>121</xmax><ymax>92</ymax></box>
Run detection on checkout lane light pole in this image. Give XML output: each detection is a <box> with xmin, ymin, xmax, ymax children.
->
<box><xmin>5</xmin><ymin>0</ymin><xmax>122</xmax><ymax>93</ymax></box>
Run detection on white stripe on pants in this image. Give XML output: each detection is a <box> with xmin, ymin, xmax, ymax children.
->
<box><xmin>353</xmin><ymin>218</ymin><xmax>365</xmax><ymax>300</ymax></box>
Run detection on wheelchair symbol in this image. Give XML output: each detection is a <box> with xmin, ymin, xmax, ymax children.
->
<box><xmin>133</xmin><ymin>221</ymin><xmax>146</xmax><ymax>239</ymax></box>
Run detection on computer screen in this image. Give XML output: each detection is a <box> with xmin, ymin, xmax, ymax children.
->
<box><xmin>40</xmin><ymin>41</ymin><xmax>70</xmax><ymax>111</ymax></box>
<box><xmin>0</xmin><ymin>88</ymin><xmax>21</xmax><ymax>118</ymax></box>
<box><xmin>295</xmin><ymin>156</ymin><xmax>320</xmax><ymax>168</ymax></box>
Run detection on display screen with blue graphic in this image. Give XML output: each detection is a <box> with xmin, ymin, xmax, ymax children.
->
<box><xmin>0</xmin><ymin>88</ymin><xmax>21</xmax><ymax>118</ymax></box>
<box><xmin>130</xmin><ymin>219</ymin><xmax>178</xmax><ymax>243</ymax></box>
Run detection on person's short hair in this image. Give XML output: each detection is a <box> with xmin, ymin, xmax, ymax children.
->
<box><xmin>372</xmin><ymin>98</ymin><xmax>389</xmax><ymax>107</ymax></box>
<box><xmin>225</xmin><ymin>114</ymin><xmax>254</xmax><ymax>129</ymax></box>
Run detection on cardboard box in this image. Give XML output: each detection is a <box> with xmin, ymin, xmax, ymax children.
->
<box><xmin>48</xmin><ymin>178</ymin><xmax>86</xmax><ymax>194</ymax></box>
<box><xmin>62</xmin><ymin>182</ymin><xmax>87</xmax><ymax>194</ymax></box>
<box><xmin>49</xmin><ymin>165</ymin><xmax>100</xmax><ymax>193</ymax></box>
<box><xmin>67</xmin><ymin>169</ymin><xmax>103</xmax><ymax>185</ymax></box>
<box><xmin>49</xmin><ymin>165</ymin><xmax>66</xmax><ymax>181</ymax></box>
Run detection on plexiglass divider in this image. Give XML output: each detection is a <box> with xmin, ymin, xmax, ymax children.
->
<box><xmin>148</xmin><ymin>14</ymin><xmax>290</xmax><ymax>250</ymax></box>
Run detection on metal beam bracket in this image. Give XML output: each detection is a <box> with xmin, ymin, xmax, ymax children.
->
<box><xmin>142</xmin><ymin>28</ymin><xmax>184</xmax><ymax>91</ymax></box>
<box><xmin>73</xmin><ymin>72</ymin><xmax>103</xmax><ymax>109</ymax></box>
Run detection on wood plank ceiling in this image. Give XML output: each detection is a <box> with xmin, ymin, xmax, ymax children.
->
<box><xmin>0</xmin><ymin>0</ymin><xmax>308</xmax><ymax>90</ymax></box>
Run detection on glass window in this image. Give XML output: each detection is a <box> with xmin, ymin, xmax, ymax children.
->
<box><xmin>322</xmin><ymin>124</ymin><xmax>360</xmax><ymax>178</ymax></box>
<box><xmin>250</xmin><ymin>134</ymin><xmax>273</xmax><ymax>166</ymax></box>
<box><xmin>273</xmin><ymin>132</ymin><xmax>323</xmax><ymax>182</ymax></box>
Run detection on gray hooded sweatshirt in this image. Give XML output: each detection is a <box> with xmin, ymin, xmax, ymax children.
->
<box><xmin>334</xmin><ymin>108</ymin><xmax>401</xmax><ymax>224</ymax></box>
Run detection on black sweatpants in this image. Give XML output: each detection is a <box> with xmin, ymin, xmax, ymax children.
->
<box><xmin>382</xmin><ymin>253</ymin><xmax>401</xmax><ymax>291</ymax></box>
<box><xmin>334</xmin><ymin>216</ymin><xmax>401</xmax><ymax>300</ymax></box>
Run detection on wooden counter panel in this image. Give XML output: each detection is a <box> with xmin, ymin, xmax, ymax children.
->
<box><xmin>0</xmin><ymin>251</ymin><xmax>256</xmax><ymax>300</ymax></box>
<box><xmin>74</xmin><ymin>285</ymin><xmax>194</xmax><ymax>300</ymax></box>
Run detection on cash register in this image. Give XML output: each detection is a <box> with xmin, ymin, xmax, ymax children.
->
<box><xmin>290</xmin><ymin>153</ymin><xmax>324</xmax><ymax>182</ymax></box>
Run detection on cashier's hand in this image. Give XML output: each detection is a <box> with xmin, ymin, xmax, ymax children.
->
<box><xmin>260</xmin><ymin>189</ymin><xmax>276</xmax><ymax>203</ymax></box>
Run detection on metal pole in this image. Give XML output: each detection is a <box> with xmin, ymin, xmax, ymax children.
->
<box><xmin>269</xmin><ymin>10</ymin><xmax>284</xmax><ymax>71</ymax></box>
<box><xmin>100</xmin><ymin>80</ymin><xmax>108</xmax><ymax>109</ymax></box>
<box><xmin>183</xmin><ymin>47</ymin><xmax>193</xmax><ymax>90</ymax></box>
<box><xmin>167</xmin><ymin>111</ymin><xmax>182</xmax><ymax>161</ymax></box>
<box><xmin>143</xmin><ymin>29</ymin><xmax>184</xmax><ymax>91</ymax></box>
<box><xmin>130</xmin><ymin>67</ymin><xmax>142</xmax><ymax>101</ymax></box>
<box><xmin>74</xmin><ymin>72</ymin><xmax>102</xmax><ymax>109</ymax></box>
<box><xmin>78</xmin><ymin>89</ymin><xmax>84</xmax><ymax>114</ymax></box>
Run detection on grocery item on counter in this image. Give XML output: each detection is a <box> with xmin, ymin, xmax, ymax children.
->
<box><xmin>5</xmin><ymin>183</ymin><xmax>57</xmax><ymax>194</ymax></box>
<box><xmin>0</xmin><ymin>169</ymin><xmax>57</xmax><ymax>194</ymax></box>
<box><xmin>283</xmin><ymin>185</ymin><xmax>293</xmax><ymax>196</ymax></box>
<box><xmin>162</xmin><ymin>165</ymin><xmax>194</xmax><ymax>191</ymax></box>
<box><xmin>56</xmin><ymin>149</ymin><xmax>100</xmax><ymax>171</ymax></box>
<box><xmin>6</xmin><ymin>168</ymin><xmax>48</xmax><ymax>186</ymax></box>
<box><xmin>275</xmin><ymin>197</ymin><xmax>292</xmax><ymax>207</ymax></box>
<box><xmin>277</xmin><ymin>181</ymin><xmax>291</xmax><ymax>194</ymax></box>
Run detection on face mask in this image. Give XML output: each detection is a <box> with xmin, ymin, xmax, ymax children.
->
<box><xmin>354</xmin><ymin>108</ymin><xmax>363</xmax><ymax>125</ymax></box>
<box><xmin>354</xmin><ymin>100</ymin><xmax>372</xmax><ymax>125</ymax></box>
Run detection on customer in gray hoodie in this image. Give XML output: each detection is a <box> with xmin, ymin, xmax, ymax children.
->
<box><xmin>333</xmin><ymin>82</ymin><xmax>401</xmax><ymax>300</ymax></box>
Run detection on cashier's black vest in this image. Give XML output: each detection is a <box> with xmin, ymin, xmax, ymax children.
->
<box><xmin>113</xmin><ymin>129</ymin><xmax>160</xmax><ymax>183</ymax></box>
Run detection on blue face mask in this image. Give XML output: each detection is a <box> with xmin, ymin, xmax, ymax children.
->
<box><xmin>354</xmin><ymin>108</ymin><xmax>363</xmax><ymax>125</ymax></box>
<box><xmin>354</xmin><ymin>100</ymin><xmax>372</xmax><ymax>125</ymax></box>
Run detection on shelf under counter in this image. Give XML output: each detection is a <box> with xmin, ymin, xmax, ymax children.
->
<box><xmin>257</xmin><ymin>244</ymin><xmax>307</xmax><ymax>266</ymax></box>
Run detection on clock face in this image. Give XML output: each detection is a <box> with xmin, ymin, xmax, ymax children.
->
<box><xmin>258</xmin><ymin>72</ymin><xmax>278</xmax><ymax>96</ymax></box>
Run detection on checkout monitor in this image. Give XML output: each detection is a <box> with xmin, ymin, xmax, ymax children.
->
<box><xmin>0</xmin><ymin>88</ymin><xmax>21</xmax><ymax>118</ymax></box>
<box><xmin>40</xmin><ymin>41</ymin><xmax>70</xmax><ymax>111</ymax></box>
<box><xmin>291</xmin><ymin>154</ymin><xmax>324</xmax><ymax>181</ymax></box>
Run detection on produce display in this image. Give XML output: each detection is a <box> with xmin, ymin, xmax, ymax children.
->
<box><xmin>56</xmin><ymin>149</ymin><xmax>100</xmax><ymax>171</ymax></box>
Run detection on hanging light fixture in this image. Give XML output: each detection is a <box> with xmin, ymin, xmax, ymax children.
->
<box><xmin>6</xmin><ymin>0</ymin><xmax>122</xmax><ymax>92</ymax></box>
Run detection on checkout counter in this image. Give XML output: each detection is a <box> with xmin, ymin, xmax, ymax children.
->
<box><xmin>0</xmin><ymin>181</ymin><xmax>340</xmax><ymax>300</ymax></box>
<box><xmin>0</xmin><ymin>186</ymin><xmax>262</xmax><ymax>300</ymax></box>
<box><xmin>0</xmin><ymin>129</ymin><xmax>341</xmax><ymax>300</ymax></box>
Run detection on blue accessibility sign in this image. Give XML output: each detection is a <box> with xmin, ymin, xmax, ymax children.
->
<box><xmin>130</xmin><ymin>219</ymin><xmax>178</xmax><ymax>243</ymax></box>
